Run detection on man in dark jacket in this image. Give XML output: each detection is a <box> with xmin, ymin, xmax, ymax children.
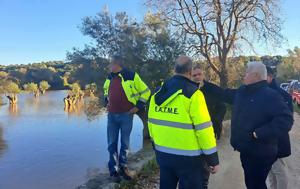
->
<box><xmin>191</xmin><ymin>64</ymin><xmax>226</xmax><ymax>189</ymax></box>
<box><xmin>266</xmin><ymin>66</ymin><xmax>293</xmax><ymax>189</ymax></box>
<box><xmin>192</xmin><ymin>64</ymin><xmax>227</xmax><ymax>140</ymax></box>
<box><xmin>211</xmin><ymin>61</ymin><xmax>293</xmax><ymax>189</ymax></box>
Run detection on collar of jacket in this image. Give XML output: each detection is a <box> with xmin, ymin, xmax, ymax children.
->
<box><xmin>108</xmin><ymin>68</ymin><xmax>133</xmax><ymax>81</ymax></box>
<box><xmin>154</xmin><ymin>75</ymin><xmax>198</xmax><ymax>106</ymax></box>
<box><xmin>244</xmin><ymin>80</ymin><xmax>268</xmax><ymax>93</ymax></box>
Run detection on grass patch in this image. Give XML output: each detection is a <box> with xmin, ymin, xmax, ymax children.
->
<box><xmin>116</xmin><ymin>159</ymin><xmax>159</xmax><ymax>189</ymax></box>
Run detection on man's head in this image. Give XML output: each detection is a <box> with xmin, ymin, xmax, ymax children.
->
<box><xmin>192</xmin><ymin>64</ymin><xmax>205</xmax><ymax>83</ymax></box>
<box><xmin>243</xmin><ymin>61</ymin><xmax>267</xmax><ymax>85</ymax></box>
<box><xmin>109</xmin><ymin>55</ymin><xmax>124</xmax><ymax>73</ymax></box>
<box><xmin>174</xmin><ymin>55</ymin><xmax>193</xmax><ymax>79</ymax></box>
<box><xmin>266</xmin><ymin>66</ymin><xmax>276</xmax><ymax>84</ymax></box>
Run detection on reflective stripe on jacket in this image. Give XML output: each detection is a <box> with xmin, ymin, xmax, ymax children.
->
<box><xmin>148</xmin><ymin>75</ymin><xmax>219</xmax><ymax>166</ymax></box>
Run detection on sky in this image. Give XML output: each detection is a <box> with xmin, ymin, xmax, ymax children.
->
<box><xmin>0</xmin><ymin>0</ymin><xmax>299</xmax><ymax>65</ymax></box>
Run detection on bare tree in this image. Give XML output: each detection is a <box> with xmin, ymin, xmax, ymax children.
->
<box><xmin>147</xmin><ymin>0</ymin><xmax>283</xmax><ymax>87</ymax></box>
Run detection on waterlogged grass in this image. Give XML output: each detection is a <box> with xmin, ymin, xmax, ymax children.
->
<box><xmin>0</xmin><ymin>97</ymin><xmax>5</xmax><ymax>106</ymax></box>
<box><xmin>116</xmin><ymin>159</ymin><xmax>159</xmax><ymax>189</ymax></box>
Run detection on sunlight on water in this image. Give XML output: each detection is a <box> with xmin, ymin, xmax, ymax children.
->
<box><xmin>0</xmin><ymin>91</ymin><xmax>143</xmax><ymax>189</ymax></box>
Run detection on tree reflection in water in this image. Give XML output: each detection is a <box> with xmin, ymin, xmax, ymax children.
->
<box><xmin>83</xmin><ymin>97</ymin><xmax>105</xmax><ymax>121</ymax></box>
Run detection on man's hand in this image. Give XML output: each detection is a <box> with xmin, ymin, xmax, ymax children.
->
<box><xmin>129</xmin><ymin>107</ymin><xmax>139</xmax><ymax>114</ymax></box>
<box><xmin>209</xmin><ymin>165</ymin><xmax>219</xmax><ymax>174</ymax></box>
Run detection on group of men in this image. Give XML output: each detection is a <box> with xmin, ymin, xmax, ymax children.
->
<box><xmin>103</xmin><ymin>55</ymin><xmax>294</xmax><ymax>189</ymax></box>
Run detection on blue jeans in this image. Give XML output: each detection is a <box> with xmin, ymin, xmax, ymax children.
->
<box><xmin>107</xmin><ymin>112</ymin><xmax>133</xmax><ymax>174</ymax></box>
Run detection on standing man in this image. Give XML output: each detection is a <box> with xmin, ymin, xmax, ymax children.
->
<box><xmin>148</xmin><ymin>56</ymin><xmax>219</xmax><ymax>189</ymax></box>
<box><xmin>103</xmin><ymin>55</ymin><xmax>150</xmax><ymax>181</ymax></box>
<box><xmin>191</xmin><ymin>64</ymin><xmax>226</xmax><ymax>189</ymax></box>
<box><xmin>192</xmin><ymin>64</ymin><xmax>227</xmax><ymax>140</ymax></box>
<box><xmin>266</xmin><ymin>66</ymin><xmax>293</xmax><ymax>189</ymax></box>
<box><xmin>214</xmin><ymin>61</ymin><xmax>294</xmax><ymax>189</ymax></box>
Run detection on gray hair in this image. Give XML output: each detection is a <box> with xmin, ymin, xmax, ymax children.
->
<box><xmin>247</xmin><ymin>61</ymin><xmax>267</xmax><ymax>80</ymax></box>
<box><xmin>175</xmin><ymin>55</ymin><xmax>193</xmax><ymax>74</ymax></box>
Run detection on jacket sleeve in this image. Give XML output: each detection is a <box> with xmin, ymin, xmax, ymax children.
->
<box><xmin>134</xmin><ymin>73</ymin><xmax>151</xmax><ymax>110</ymax></box>
<box><xmin>190</xmin><ymin>90</ymin><xmax>219</xmax><ymax>166</ymax></box>
<box><xmin>255</xmin><ymin>93</ymin><xmax>294</xmax><ymax>141</ymax></box>
<box><xmin>203</xmin><ymin>81</ymin><xmax>236</xmax><ymax>104</ymax></box>
<box><xmin>103</xmin><ymin>79</ymin><xmax>110</xmax><ymax>107</ymax></box>
<box><xmin>282</xmin><ymin>90</ymin><xmax>294</xmax><ymax>113</ymax></box>
<box><xmin>213</xmin><ymin>102</ymin><xmax>227</xmax><ymax>122</ymax></box>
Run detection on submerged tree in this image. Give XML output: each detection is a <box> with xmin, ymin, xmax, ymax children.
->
<box><xmin>64</xmin><ymin>83</ymin><xmax>84</xmax><ymax>108</ymax></box>
<box><xmin>5</xmin><ymin>82</ymin><xmax>21</xmax><ymax>104</ymax></box>
<box><xmin>85</xmin><ymin>83</ymin><xmax>97</xmax><ymax>97</ymax></box>
<box><xmin>0</xmin><ymin>71</ymin><xmax>9</xmax><ymax>105</ymax></box>
<box><xmin>23</xmin><ymin>82</ymin><xmax>39</xmax><ymax>98</ymax></box>
<box><xmin>39</xmin><ymin>80</ymin><xmax>51</xmax><ymax>94</ymax></box>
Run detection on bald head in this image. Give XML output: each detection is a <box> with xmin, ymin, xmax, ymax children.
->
<box><xmin>175</xmin><ymin>55</ymin><xmax>193</xmax><ymax>75</ymax></box>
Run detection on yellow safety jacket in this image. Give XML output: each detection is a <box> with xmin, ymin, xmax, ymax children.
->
<box><xmin>103</xmin><ymin>69</ymin><xmax>151</xmax><ymax>110</ymax></box>
<box><xmin>148</xmin><ymin>75</ymin><xmax>218</xmax><ymax>165</ymax></box>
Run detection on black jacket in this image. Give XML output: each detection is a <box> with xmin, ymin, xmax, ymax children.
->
<box><xmin>215</xmin><ymin>81</ymin><xmax>294</xmax><ymax>157</ymax></box>
<box><xmin>200</xmin><ymin>81</ymin><xmax>227</xmax><ymax>127</ymax></box>
<box><xmin>269</xmin><ymin>79</ymin><xmax>293</xmax><ymax>158</ymax></box>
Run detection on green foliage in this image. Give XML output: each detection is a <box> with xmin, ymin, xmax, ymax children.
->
<box><xmin>68</xmin><ymin>83</ymin><xmax>83</xmax><ymax>97</ymax></box>
<box><xmin>116</xmin><ymin>158</ymin><xmax>159</xmax><ymax>189</ymax></box>
<box><xmin>85</xmin><ymin>83</ymin><xmax>97</xmax><ymax>96</ymax></box>
<box><xmin>23</xmin><ymin>82</ymin><xmax>39</xmax><ymax>94</ymax></box>
<box><xmin>39</xmin><ymin>80</ymin><xmax>51</xmax><ymax>93</ymax></box>
<box><xmin>67</xmin><ymin>11</ymin><xmax>186</xmax><ymax>91</ymax></box>
<box><xmin>0</xmin><ymin>96</ymin><xmax>3</xmax><ymax>105</ymax></box>
<box><xmin>0</xmin><ymin>61</ymin><xmax>65</xmax><ymax>90</ymax></box>
<box><xmin>5</xmin><ymin>82</ymin><xmax>21</xmax><ymax>94</ymax></box>
<box><xmin>277</xmin><ymin>47</ymin><xmax>300</xmax><ymax>82</ymax></box>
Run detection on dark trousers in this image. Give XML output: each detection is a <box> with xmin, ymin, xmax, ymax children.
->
<box><xmin>202</xmin><ymin>162</ymin><xmax>210</xmax><ymax>189</ymax></box>
<box><xmin>240</xmin><ymin>153</ymin><xmax>277</xmax><ymax>189</ymax></box>
<box><xmin>157</xmin><ymin>152</ymin><xmax>205</xmax><ymax>189</ymax></box>
<box><xmin>107</xmin><ymin>112</ymin><xmax>133</xmax><ymax>174</ymax></box>
<box><xmin>212</xmin><ymin>119</ymin><xmax>223</xmax><ymax>140</ymax></box>
<box><xmin>179</xmin><ymin>159</ymin><xmax>210</xmax><ymax>189</ymax></box>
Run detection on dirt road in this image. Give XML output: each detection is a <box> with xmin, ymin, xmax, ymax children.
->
<box><xmin>209</xmin><ymin>113</ymin><xmax>300</xmax><ymax>189</ymax></box>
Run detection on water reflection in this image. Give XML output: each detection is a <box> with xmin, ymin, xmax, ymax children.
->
<box><xmin>0</xmin><ymin>91</ymin><xmax>143</xmax><ymax>189</ymax></box>
<box><xmin>64</xmin><ymin>100</ymin><xmax>85</xmax><ymax>116</ymax></box>
<box><xmin>8</xmin><ymin>104</ymin><xmax>19</xmax><ymax>117</ymax></box>
<box><xmin>83</xmin><ymin>97</ymin><xmax>105</xmax><ymax>121</ymax></box>
<box><xmin>0</xmin><ymin>125</ymin><xmax>7</xmax><ymax>157</ymax></box>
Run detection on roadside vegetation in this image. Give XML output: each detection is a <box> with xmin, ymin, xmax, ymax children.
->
<box><xmin>116</xmin><ymin>159</ymin><xmax>159</xmax><ymax>189</ymax></box>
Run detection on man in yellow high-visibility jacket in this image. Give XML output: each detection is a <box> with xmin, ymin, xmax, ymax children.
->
<box><xmin>103</xmin><ymin>55</ymin><xmax>150</xmax><ymax>181</ymax></box>
<box><xmin>148</xmin><ymin>56</ymin><xmax>219</xmax><ymax>189</ymax></box>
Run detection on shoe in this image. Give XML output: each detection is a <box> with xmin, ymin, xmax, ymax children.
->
<box><xmin>109</xmin><ymin>171</ymin><xmax>121</xmax><ymax>183</ymax></box>
<box><xmin>119</xmin><ymin>167</ymin><xmax>133</xmax><ymax>180</ymax></box>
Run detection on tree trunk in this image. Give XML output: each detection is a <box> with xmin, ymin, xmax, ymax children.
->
<box><xmin>6</xmin><ymin>95</ymin><xmax>18</xmax><ymax>105</ymax></box>
<box><xmin>219</xmin><ymin>59</ymin><xmax>229</xmax><ymax>88</ymax></box>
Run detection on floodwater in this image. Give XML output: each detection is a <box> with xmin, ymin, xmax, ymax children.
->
<box><xmin>0</xmin><ymin>91</ymin><xmax>143</xmax><ymax>189</ymax></box>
